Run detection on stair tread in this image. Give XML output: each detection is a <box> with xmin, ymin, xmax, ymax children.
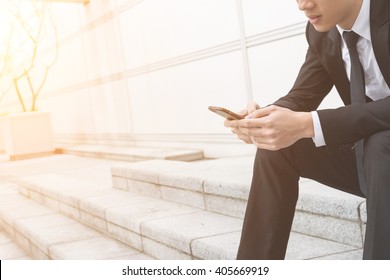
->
<box><xmin>0</xmin><ymin>154</ymin><xmax>364</xmax><ymax>259</ymax></box>
<box><xmin>0</xmin><ymin>184</ymin><xmax>152</xmax><ymax>260</ymax></box>
<box><xmin>16</xmin><ymin>173</ymin><xmax>362</xmax><ymax>260</ymax></box>
<box><xmin>112</xmin><ymin>158</ymin><xmax>366</xmax><ymax>221</ymax></box>
<box><xmin>111</xmin><ymin>157</ymin><xmax>367</xmax><ymax>248</ymax></box>
<box><xmin>0</xmin><ymin>230</ymin><xmax>31</xmax><ymax>260</ymax></box>
<box><xmin>58</xmin><ymin>144</ymin><xmax>204</xmax><ymax>162</ymax></box>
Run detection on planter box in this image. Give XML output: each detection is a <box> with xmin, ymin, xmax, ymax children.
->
<box><xmin>2</xmin><ymin>112</ymin><xmax>54</xmax><ymax>160</ymax></box>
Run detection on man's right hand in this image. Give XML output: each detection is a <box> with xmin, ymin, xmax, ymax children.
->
<box><xmin>224</xmin><ymin>101</ymin><xmax>260</xmax><ymax>144</ymax></box>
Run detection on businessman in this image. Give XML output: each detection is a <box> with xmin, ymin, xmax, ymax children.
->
<box><xmin>225</xmin><ymin>0</ymin><xmax>390</xmax><ymax>259</ymax></box>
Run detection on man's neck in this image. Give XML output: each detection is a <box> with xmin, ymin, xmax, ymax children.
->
<box><xmin>338</xmin><ymin>0</ymin><xmax>364</xmax><ymax>30</ymax></box>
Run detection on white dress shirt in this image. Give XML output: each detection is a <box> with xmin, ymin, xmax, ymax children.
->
<box><xmin>311</xmin><ymin>0</ymin><xmax>390</xmax><ymax>146</ymax></box>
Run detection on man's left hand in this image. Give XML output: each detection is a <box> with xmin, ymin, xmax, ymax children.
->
<box><xmin>230</xmin><ymin>105</ymin><xmax>314</xmax><ymax>151</ymax></box>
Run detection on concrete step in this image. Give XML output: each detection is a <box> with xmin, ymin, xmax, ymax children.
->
<box><xmin>111</xmin><ymin>157</ymin><xmax>367</xmax><ymax>248</ymax></box>
<box><xmin>56</xmin><ymin>144</ymin><xmax>204</xmax><ymax>162</ymax></box>
<box><xmin>0</xmin><ymin>229</ymin><xmax>31</xmax><ymax>260</ymax></box>
<box><xmin>15</xmin><ymin>173</ymin><xmax>362</xmax><ymax>260</ymax></box>
<box><xmin>0</xmin><ymin>154</ymin><xmax>363</xmax><ymax>259</ymax></box>
<box><xmin>0</xmin><ymin>183</ymin><xmax>152</xmax><ymax>260</ymax></box>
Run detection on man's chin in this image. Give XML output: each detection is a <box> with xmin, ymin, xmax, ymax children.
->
<box><xmin>311</xmin><ymin>23</ymin><xmax>336</xmax><ymax>33</ymax></box>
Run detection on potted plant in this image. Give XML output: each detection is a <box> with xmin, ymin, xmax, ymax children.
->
<box><xmin>0</xmin><ymin>0</ymin><xmax>59</xmax><ymax>160</ymax></box>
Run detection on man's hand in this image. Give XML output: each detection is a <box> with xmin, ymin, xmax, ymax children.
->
<box><xmin>227</xmin><ymin>105</ymin><xmax>314</xmax><ymax>151</ymax></box>
<box><xmin>240</xmin><ymin>105</ymin><xmax>314</xmax><ymax>150</ymax></box>
<box><xmin>224</xmin><ymin>102</ymin><xmax>260</xmax><ymax>144</ymax></box>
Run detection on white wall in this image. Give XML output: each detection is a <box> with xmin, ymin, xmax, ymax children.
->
<box><xmin>0</xmin><ymin>0</ymin><xmax>343</xmax><ymax>158</ymax></box>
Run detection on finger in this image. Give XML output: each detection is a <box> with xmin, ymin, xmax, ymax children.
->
<box><xmin>230</xmin><ymin>126</ymin><xmax>253</xmax><ymax>143</ymax></box>
<box><xmin>237</xmin><ymin>134</ymin><xmax>253</xmax><ymax>144</ymax></box>
<box><xmin>239</xmin><ymin>127</ymin><xmax>267</xmax><ymax>137</ymax></box>
<box><xmin>247</xmin><ymin>101</ymin><xmax>260</xmax><ymax>114</ymax></box>
<box><xmin>246</xmin><ymin>105</ymin><xmax>276</xmax><ymax>119</ymax></box>
<box><xmin>225</xmin><ymin>119</ymin><xmax>242</xmax><ymax>128</ymax></box>
<box><xmin>231</xmin><ymin>127</ymin><xmax>242</xmax><ymax>134</ymax></box>
<box><xmin>238</xmin><ymin>109</ymin><xmax>249</xmax><ymax>116</ymax></box>
<box><xmin>237</xmin><ymin>118</ymin><xmax>267</xmax><ymax>129</ymax></box>
<box><xmin>239</xmin><ymin>114</ymin><xmax>275</xmax><ymax>129</ymax></box>
<box><xmin>234</xmin><ymin>129</ymin><xmax>252</xmax><ymax>140</ymax></box>
<box><xmin>252</xmin><ymin>137</ymin><xmax>279</xmax><ymax>151</ymax></box>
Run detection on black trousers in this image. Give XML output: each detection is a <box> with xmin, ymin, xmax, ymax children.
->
<box><xmin>236</xmin><ymin>131</ymin><xmax>390</xmax><ymax>260</ymax></box>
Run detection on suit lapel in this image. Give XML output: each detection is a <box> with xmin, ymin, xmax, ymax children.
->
<box><xmin>370</xmin><ymin>0</ymin><xmax>390</xmax><ymax>88</ymax></box>
<box><xmin>323</xmin><ymin>29</ymin><xmax>351</xmax><ymax>104</ymax></box>
<box><xmin>323</xmin><ymin>0</ymin><xmax>390</xmax><ymax>105</ymax></box>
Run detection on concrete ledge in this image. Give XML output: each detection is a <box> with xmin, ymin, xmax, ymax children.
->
<box><xmin>294</xmin><ymin>181</ymin><xmax>365</xmax><ymax>247</ymax></box>
<box><xmin>191</xmin><ymin>231</ymin><xmax>362</xmax><ymax>260</ymax></box>
<box><xmin>57</xmin><ymin>145</ymin><xmax>204</xmax><ymax>162</ymax></box>
<box><xmin>111</xmin><ymin>158</ymin><xmax>367</xmax><ymax>247</ymax></box>
<box><xmin>111</xmin><ymin>158</ymin><xmax>252</xmax><ymax>217</ymax></box>
<box><xmin>297</xmin><ymin>181</ymin><xmax>365</xmax><ymax>222</ymax></box>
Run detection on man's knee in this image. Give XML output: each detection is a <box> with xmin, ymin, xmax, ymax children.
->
<box><xmin>364</xmin><ymin>131</ymin><xmax>390</xmax><ymax>161</ymax></box>
<box><xmin>255</xmin><ymin>139</ymin><xmax>311</xmax><ymax>162</ymax></box>
<box><xmin>363</xmin><ymin>131</ymin><xmax>390</xmax><ymax>193</ymax></box>
<box><xmin>254</xmin><ymin>146</ymin><xmax>296</xmax><ymax>171</ymax></box>
<box><xmin>252</xmin><ymin>139</ymin><xmax>316</xmax><ymax>178</ymax></box>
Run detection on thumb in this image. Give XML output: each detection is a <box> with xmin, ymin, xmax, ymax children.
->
<box><xmin>247</xmin><ymin>101</ymin><xmax>260</xmax><ymax>114</ymax></box>
<box><xmin>246</xmin><ymin>105</ymin><xmax>274</xmax><ymax>119</ymax></box>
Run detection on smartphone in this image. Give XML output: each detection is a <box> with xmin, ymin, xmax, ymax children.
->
<box><xmin>208</xmin><ymin>106</ymin><xmax>244</xmax><ymax>120</ymax></box>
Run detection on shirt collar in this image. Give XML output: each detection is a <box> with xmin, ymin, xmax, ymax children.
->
<box><xmin>336</xmin><ymin>0</ymin><xmax>371</xmax><ymax>41</ymax></box>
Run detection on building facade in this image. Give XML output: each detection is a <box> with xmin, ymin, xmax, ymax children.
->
<box><xmin>0</xmin><ymin>0</ymin><xmax>343</xmax><ymax>158</ymax></box>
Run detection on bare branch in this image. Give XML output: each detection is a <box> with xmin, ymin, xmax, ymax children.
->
<box><xmin>13</xmin><ymin>78</ymin><xmax>27</xmax><ymax>112</ymax></box>
<box><xmin>0</xmin><ymin>0</ymin><xmax>58</xmax><ymax>112</ymax></box>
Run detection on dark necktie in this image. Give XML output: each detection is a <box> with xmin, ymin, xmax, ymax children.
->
<box><xmin>343</xmin><ymin>31</ymin><xmax>367</xmax><ymax>195</ymax></box>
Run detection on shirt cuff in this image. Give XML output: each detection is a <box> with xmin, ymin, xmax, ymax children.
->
<box><xmin>311</xmin><ymin>111</ymin><xmax>326</xmax><ymax>147</ymax></box>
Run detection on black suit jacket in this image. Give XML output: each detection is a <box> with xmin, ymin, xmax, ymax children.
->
<box><xmin>274</xmin><ymin>0</ymin><xmax>390</xmax><ymax>148</ymax></box>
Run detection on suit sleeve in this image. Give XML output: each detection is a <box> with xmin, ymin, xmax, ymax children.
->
<box><xmin>318</xmin><ymin>97</ymin><xmax>390</xmax><ymax>148</ymax></box>
<box><xmin>274</xmin><ymin>23</ymin><xmax>390</xmax><ymax>148</ymax></box>
<box><xmin>273</xmin><ymin>27</ymin><xmax>334</xmax><ymax>112</ymax></box>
